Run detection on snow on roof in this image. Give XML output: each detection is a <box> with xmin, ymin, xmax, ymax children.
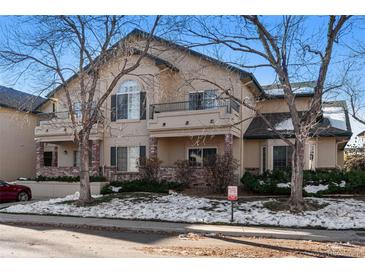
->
<box><xmin>323</xmin><ymin>106</ymin><xmax>347</xmax><ymax>131</ymax></box>
<box><xmin>274</xmin><ymin>118</ymin><xmax>294</xmax><ymax>130</ymax></box>
<box><xmin>264</xmin><ymin>87</ymin><xmax>314</xmax><ymax>96</ymax></box>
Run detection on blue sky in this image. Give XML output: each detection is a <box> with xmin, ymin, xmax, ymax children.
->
<box><xmin>0</xmin><ymin>15</ymin><xmax>364</xmax><ymax>141</ymax></box>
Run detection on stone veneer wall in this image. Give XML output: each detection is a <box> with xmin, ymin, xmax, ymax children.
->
<box><xmin>103</xmin><ymin>166</ymin><xmax>211</xmax><ymax>190</ymax></box>
<box><xmin>38</xmin><ymin>166</ymin><xmax>214</xmax><ymax>191</ymax></box>
<box><xmin>37</xmin><ymin>167</ymin><xmax>81</xmax><ymax>177</ymax></box>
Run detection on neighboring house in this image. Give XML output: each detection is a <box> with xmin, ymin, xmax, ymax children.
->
<box><xmin>33</xmin><ymin>29</ymin><xmax>352</xmax><ymax>187</ymax></box>
<box><xmin>0</xmin><ymin>85</ymin><xmax>45</xmax><ymax>181</ymax></box>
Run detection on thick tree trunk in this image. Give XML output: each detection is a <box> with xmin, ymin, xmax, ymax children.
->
<box><xmin>78</xmin><ymin>136</ymin><xmax>92</xmax><ymax>204</ymax></box>
<box><xmin>288</xmin><ymin>139</ymin><xmax>305</xmax><ymax>211</ymax></box>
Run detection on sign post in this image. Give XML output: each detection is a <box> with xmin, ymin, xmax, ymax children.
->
<box><xmin>227</xmin><ymin>186</ymin><xmax>238</xmax><ymax>223</ymax></box>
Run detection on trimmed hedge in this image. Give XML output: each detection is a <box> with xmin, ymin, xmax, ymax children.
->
<box><xmin>241</xmin><ymin>169</ymin><xmax>365</xmax><ymax>196</ymax></box>
<box><xmin>101</xmin><ymin>180</ymin><xmax>184</xmax><ymax>195</ymax></box>
<box><xmin>32</xmin><ymin>175</ymin><xmax>107</xmax><ymax>182</ymax></box>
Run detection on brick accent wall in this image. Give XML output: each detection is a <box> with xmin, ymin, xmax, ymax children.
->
<box><xmin>149</xmin><ymin>137</ymin><xmax>158</xmax><ymax>158</ymax></box>
<box><xmin>224</xmin><ymin>133</ymin><xmax>233</xmax><ymax>155</ymax></box>
<box><xmin>91</xmin><ymin>140</ymin><xmax>100</xmax><ymax>176</ymax></box>
<box><xmin>36</xmin><ymin>141</ymin><xmax>44</xmax><ymax>175</ymax></box>
<box><xmin>37</xmin><ymin>167</ymin><xmax>80</xmax><ymax>177</ymax></box>
<box><xmin>103</xmin><ymin>166</ymin><xmax>212</xmax><ymax>190</ymax></box>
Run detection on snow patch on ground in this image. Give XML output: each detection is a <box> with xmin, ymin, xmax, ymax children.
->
<box><xmin>304</xmin><ymin>184</ymin><xmax>329</xmax><ymax>194</ymax></box>
<box><xmin>323</xmin><ymin>106</ymin><xmax>347</xmax><ymax>131</ymax></box>
<box><xmin>274</xmin><ymin>118</ymin><xmax>294</xmax><ymax>131</ymax></box>
<box><xmin>1</xmin><ymin>192</ymin><xmax>364</xmax><ymax>229</ymax></box>
<box><xmin>111</xmin><ymin>186</ymin><xmax>122</xmax><ymax>193</ymax></box>
<box><xmin>338</xmin><ymin>181</ymin><xmax>346</xmax><ymax>188</ymax></box>
<box><xmin>277</xmin><ymin>182</ymin><xmax>291</xmax><ymax>188</ymax></box>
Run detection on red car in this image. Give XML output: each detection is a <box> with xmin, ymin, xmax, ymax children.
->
<box><xmin>0</xmin><ymin>180</ymin><xmax>32</xmax><ymax>202</ymax></box>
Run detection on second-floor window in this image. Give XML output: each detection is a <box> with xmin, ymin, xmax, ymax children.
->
<box><xmin>73</xmin><ymin>102</ymin><xmax>82</xmax><ymax>119</ymax></box>
<box><xmin>117</xmin><ymin>80</ymin><xmax>141</xmax><ymax>120</ymax></box>
<box><xmin>189</xmin><ymin>90</ymin><xmax>218</xmax><ymax>110</ymax></box>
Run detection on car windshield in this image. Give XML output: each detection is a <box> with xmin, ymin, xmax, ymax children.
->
<box><xmin>0</xmin><ymin>180</ymin><xmax>8</xmax><ymax>187</ymax></box>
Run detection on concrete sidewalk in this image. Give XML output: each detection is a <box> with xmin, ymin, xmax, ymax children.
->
<box><xmin>0</xmin><ymin>212</ymin><xmax>364</xmax><ymax>242</ymax></box>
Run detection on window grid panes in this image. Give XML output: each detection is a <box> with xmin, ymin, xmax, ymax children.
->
<box><xmin>273</xmin><ymin>146</ymin><xmax>293</xmax><ymax>170</ymax></box>
<box><xmin>116</xmin><ymin>146</ymin><xmax>140</xmax><ymax>172</ymax></box>
<box><xmin>189</xmin><ymin>90</ymin><xmax>217</xmax><ymax>110</ymax></box>
<box><xmin>188</xmin><ymin>148</ymin><xmax>217</xmax><ymax>166</ymax></box>
<box><xmin>117</xmin><ymin>80</ymin><xmax>141</xmax><ymax>120</ymax></box>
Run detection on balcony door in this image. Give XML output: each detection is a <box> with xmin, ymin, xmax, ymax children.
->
<box><xmin>189</xmin><ymin>90</ymin><xmax>217</xmax><ymax>110</ymax></box>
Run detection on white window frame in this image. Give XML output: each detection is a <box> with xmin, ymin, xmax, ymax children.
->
<box><xmin>308</xmin><ymin>143</ymin><xmax>316</xmax><ymax>170</ymax></box>
<box><xmin>186</xmin><ymin>146</ymin><xmax>218</xmax><ymax>167</ymax></box>
<box><xmin>260</xmin><ymin>145</ymin><xmax>267</xmax><ymax>174</ymax></box>
<box><xmin>188</xmin><ymin>90</ymin><xmax>218</xmax><ymax>109</ymax></box>
<box><xmin>116</xmin><ymin>146</ymin><xmax>140</xmax><ymax>172</ymax></box>
<box><xmin>117</xmin><ymin>80</ymin><xmax>141</xmax><ymax>120</ymax></box>
<box><xmin>73</xmin><ymin>150</ymin><xmax>80</xmax><ymax>167</ymax></box>
<box><xmin>73</xmin><ymin>102</ymin><xmax>82</xmax><ymax>119</ymax></box>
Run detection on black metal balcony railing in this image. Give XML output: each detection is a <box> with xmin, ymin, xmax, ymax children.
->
<box><xmin>149</xmin><ymin>98</ymin><xmax>240</xmax><ymax>119</ymax></box>
<box><xmin>36</xmin><ymin>110</ymin><xmax>103</xmax><ymax>126</ymax></box>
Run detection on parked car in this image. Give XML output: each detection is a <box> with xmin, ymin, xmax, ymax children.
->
<box><xmin>0</xmin><ymin>180</ymin><xmax>32</xmax><ymax>202</ymax></box>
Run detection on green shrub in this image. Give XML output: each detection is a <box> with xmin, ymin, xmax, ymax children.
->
<box><xmin>346</xmin><ymin>170</ymin><xmax>365</xmax><ymax>193</ymax></box>
<box><xmin>241</xmin><ymin>169</ymin><xmax>365</xmax><ymax>196</ymax></box>
<box><xmin>101</xmin><ymin>179</ymin><xmax>184</xmax><ymax>195</ymax></box>
<box><xmin>241</xmin><ymin>172</ymin><xmax>290</xmax><ymax>195</ymax></box>
<box><xmin>303</xmin><ymin>169</ymin><xmax>347</xmax><ymax>184</ymax></box>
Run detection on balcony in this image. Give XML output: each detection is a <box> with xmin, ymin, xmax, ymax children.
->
<box><xmin>148</xmin><ymin>98</ymin><xmax>241</xmax><ymax>137</ymax></box>
<box><xmin>35</xmin><ymin>111</ymin><xmax>103</xmax><ymax>142</ymax></box>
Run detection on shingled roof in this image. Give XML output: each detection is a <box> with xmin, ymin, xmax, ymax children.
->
<box><xmin>244</xmin><ymin>101</ymin><xmax>352</xmax><ymax>139</ymax></box>
<box><xmin>45</xmin><ymin>28</ymin><xmax>264</xmax><ymax>99</ymax></box>
<box><xmin>0</xmin><ymin>85</ymin><xmax>46</xmax><ymax>113</ymax></box>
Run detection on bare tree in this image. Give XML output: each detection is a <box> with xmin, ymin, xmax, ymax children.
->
<box><xmin>341</xmin><ymin>75</ymin><xmax>365</xmax><ymax>127</ymax></box>
<box><xmin>0</xmin><ymin>16</ymin><xmax>161</xmax><ymax>204</ymax></box>
<box><xmin>182</xmin><ymin>15</ymin><xmax>351</xmax><ymax>210</ymax></box>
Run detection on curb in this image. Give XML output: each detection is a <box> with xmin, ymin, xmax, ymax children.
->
<box><xmin>0</xmin><ymin>215</ymin><xmax>363</xmax><ymax>242</ymax></box>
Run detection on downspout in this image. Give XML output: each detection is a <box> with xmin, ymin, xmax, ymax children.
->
<box><xmin>240</xmin><ymin>80</ymin><xmax>255</xmax><ymax>177</ymax></box>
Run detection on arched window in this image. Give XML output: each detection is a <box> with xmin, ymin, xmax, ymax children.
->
<box><xmin>117</xmin><ymin>80</ymin><xmax>141</xmax><ymax>119</ymax></box>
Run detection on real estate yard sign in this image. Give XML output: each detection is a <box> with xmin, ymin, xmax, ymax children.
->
<box><xmin>228</xmin><ymin>186</ymin><xmax>238</xmax><ymax>201</ymax></box>
<box><xmin>227</xmin><ymin>186</ymin><xmax>238</xmax><ymax>222</ymax></box>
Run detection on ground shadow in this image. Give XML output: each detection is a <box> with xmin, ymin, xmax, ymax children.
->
<box><xmin>206</xmin><ymin>235</ymin><xmax>356</xmax><ymax>258</ymax></box>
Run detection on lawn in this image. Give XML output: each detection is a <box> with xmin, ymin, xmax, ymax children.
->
<box><xmin>1</xmin><ymin>192</ymin><xmax>364</xmax><ymax>229</ymax></box>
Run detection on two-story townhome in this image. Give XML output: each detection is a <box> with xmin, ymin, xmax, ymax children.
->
<box><xmin>0</xmin><ymin>85</ymin><xmax>45</xmax><ymax>180</ymax></box>
<box><xmin>33</xmin><ymin>29</ymin><xmax>352</xmax><ymax>188</ymax></box>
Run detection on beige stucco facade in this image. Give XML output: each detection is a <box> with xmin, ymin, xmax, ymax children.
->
<box><xmin>0</xmin><ymin>107</ymin><xmax>38</xmax><ymax>180</ymax></box>
<box><xmin>32</xmin><ymin>33</ymin><xmax>349</xmax><ymax>182</ymax></box>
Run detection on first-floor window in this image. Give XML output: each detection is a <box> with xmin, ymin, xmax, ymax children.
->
<box><xmin>188</xmin><ymin>148</ymin><xmax>217</xmax><ymax>166</ymax></box>
<box><xmin>309</xmin><ymin>144</ymin><xmax>316</xmax><ymax>170</ymax></box>
<box><xmin>273</xmin><ymin>146</ymin><xmax>293</xmax><ymax>170</ymax></box>
<box><xmin>44</xmin><ymin>152</ymin><xmax>53</xmax><ymax>167</ymax></box>
<box><xmin>73</xmin><ymin>145</ymin><xmax>93</xmax><ymax>167</ymax></box>
<box><xmin>73</xmin><ymin>151</ymin><xmax>80</xmax><ymax>167</ymax></box>
<box><xmin>111</xmin><ymin>146</ymin><xmax>146</xmax><ymax>172</ymax></box>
